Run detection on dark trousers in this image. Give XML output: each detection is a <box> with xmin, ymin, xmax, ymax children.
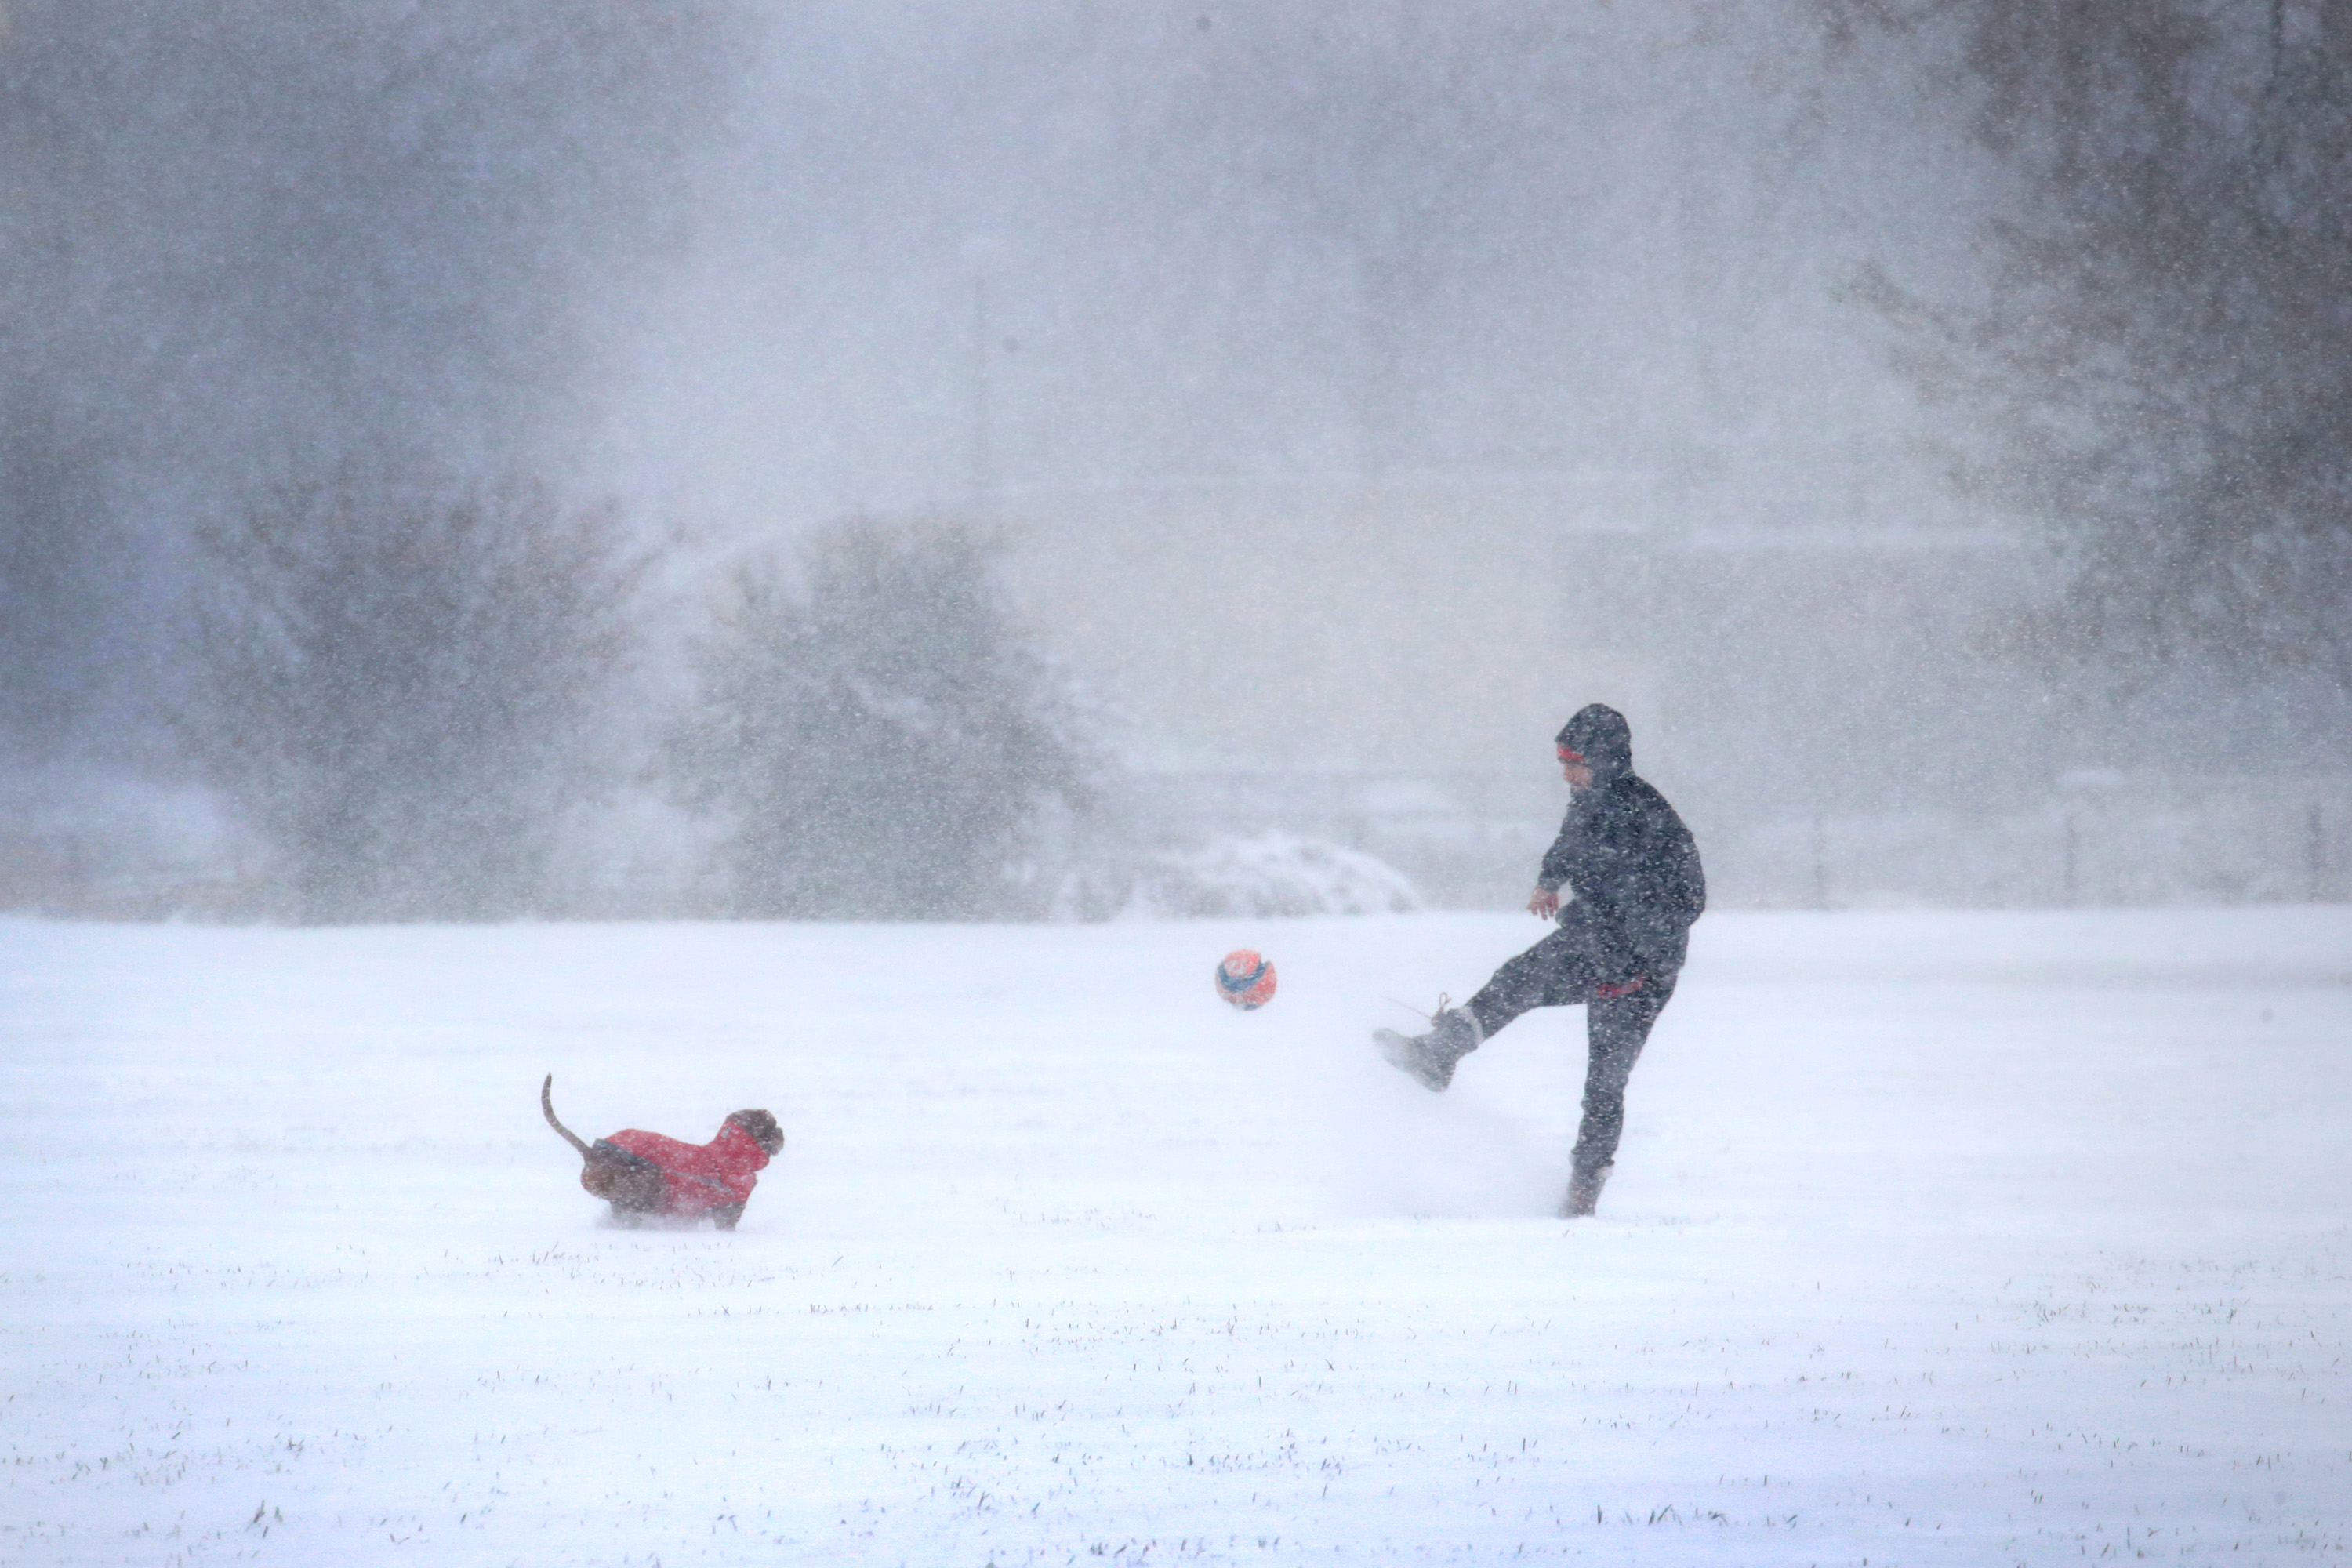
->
<box><xmin>1465</xmin><ymin>919</ymin><xmax>1679</xmax><ymax>1175</ymax></box>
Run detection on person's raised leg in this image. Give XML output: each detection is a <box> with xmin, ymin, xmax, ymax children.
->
<box><xmin>1464</xmin><ymin>920</ymin><xmax>1612</xmax><ymax>1040</ymax></box>
<box><xmin>1377</xmin><ymin>920</ymin><xmax>1610</xmax><ymax>1092</ymax></box>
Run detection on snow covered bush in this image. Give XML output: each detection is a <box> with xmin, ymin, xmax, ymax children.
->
<box><xmin>182</xmin><ymin>474</ymin><xmax>646</xmax><ymax>923</ymax></box>
<box><xmin>1116</xmin><ymin>831</ymin><xmax>1420</xmax><ymax>919</ymax></box>
<box><xmin>668</xmin><ymin>517</ymin><xmax>1098</xmax><ymax>920</ymax></box>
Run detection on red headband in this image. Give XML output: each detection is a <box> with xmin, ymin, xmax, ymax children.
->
<box><xmin>1556</xmin><ymin>745</ymin><xmax>1585</xmax><ymax>764</ymax></box>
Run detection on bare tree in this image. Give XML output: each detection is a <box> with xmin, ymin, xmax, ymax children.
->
<box><xmin>670</xmin><ymin>518</ymin><xmax>1097</xmax><ymax>920</ymax></box>
<box><xmin>184</xmin><ymin>474</ymin><xmax>648</xmax><ymax>922</ymax></box>
<box><xmin>1851</xmin><ymin>0</ymin><xmax>2352</xmax><ymax>691</ymax></box>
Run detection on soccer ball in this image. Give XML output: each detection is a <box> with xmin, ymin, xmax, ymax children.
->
<box><xmin>1214</xmin><ymin>949</ymin><xmax>1277</xmax><ymax>1010</ymax></box>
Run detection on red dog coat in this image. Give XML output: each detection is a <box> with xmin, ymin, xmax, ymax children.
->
<box><xmin>602</xmin><ymin>1120</ymin><xmax>773</xmax><ymax>1216</ymax></box>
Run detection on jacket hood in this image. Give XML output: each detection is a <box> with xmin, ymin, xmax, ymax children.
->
<box><xmin>1556</xmin><ymin>703</ymin><xmax>1633</xmax><ymax>785</ymax></box>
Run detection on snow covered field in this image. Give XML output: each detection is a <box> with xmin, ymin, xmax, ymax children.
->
<box><xmin>4</xmin><ymin>906</ymin><xmax>2349</xmax><ymax>1566</ymax></box>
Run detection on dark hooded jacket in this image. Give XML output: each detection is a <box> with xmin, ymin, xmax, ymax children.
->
<box><xmin>1538</xmin><ymin>704</ymin><xmax>1705</xmax><ymax>978</ymax></box>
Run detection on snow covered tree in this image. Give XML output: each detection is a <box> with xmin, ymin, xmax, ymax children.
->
<box><xmin>183</xmin><ymin>474</ymin><xmax>647</xmax><ymax>922</ymax></box>
<box><xmin>671</xmin><ymin>517</ymin><xmax>1095</xmax><ymax>920</ymax></box>
<box><xmin>1852</xmin><ymin>0</ymin><xmax>2352</xmax><ymax>692</ymax></box>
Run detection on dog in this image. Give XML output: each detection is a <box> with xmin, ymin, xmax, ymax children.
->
<box><xmin>541</xmin><ymin>1075</ymin><xmax>784</xmax><ymax>1230</ymax></box>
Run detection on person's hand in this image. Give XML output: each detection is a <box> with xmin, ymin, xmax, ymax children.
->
<box><xmin>1526</xmin><ymin>886</ymin><xmax>1560</xmax><ymax>919</ymax></box>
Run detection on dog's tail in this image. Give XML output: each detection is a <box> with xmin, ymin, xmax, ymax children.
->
<box><xmin>541</xmin><ymin>1074</ymin><xmax>594</xmax><ymax>1158</ymax></box>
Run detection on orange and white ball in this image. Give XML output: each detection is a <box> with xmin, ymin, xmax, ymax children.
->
<box><xmin>1214</xmin><ymin>949</ymin><xmax>1277</xmax><ymax>1010</ymax></box>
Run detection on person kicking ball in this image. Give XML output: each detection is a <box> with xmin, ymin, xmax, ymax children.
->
<box><xmin>1375</xmin><ymin>703</ymin><xmax>1704</xmax><ymax>1218</ymax></box>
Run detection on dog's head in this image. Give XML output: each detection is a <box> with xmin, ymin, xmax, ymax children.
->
<box><xmin>727</xmin><ymin>1109</ymin><xmax>786</xmax><ymax>1156</ymax></box>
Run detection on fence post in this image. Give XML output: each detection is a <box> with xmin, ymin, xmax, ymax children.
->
<box><xmin>2311</xmin><ymin>802</ymin><xmax>2328</xmax><ymax>903</ymax></box>
<box><xmin>2063</xmin><ymin>811</ymin><xmax>2078</xmax><ymax>908</ymax></box>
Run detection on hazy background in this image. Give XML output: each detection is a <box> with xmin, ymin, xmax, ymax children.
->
<box><xmin>5</xmin><ymin>0</ymin><xmax>2347</xmax><ymax>919</ymax></box>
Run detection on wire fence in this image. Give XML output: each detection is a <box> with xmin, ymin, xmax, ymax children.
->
<box><xmin>4</xmin><ymin>770</ymin><xmax>2345</xmax><ymax>920</ymax></box>
<box><xmin>1122</xmin><ymin>768</ymin><xmax>2352</xmax><ymax>913</ymax></box>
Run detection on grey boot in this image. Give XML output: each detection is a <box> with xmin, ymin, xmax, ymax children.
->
<box><xmin>1374</xmin><ymin>1007</ymin><xmax>1483</xmax><ymax>1092</ymax></box>
<box><xmin>1562</xmin><ymin>1161</ymin><xmax>1611</xmax><ymax>1218</ymax></box>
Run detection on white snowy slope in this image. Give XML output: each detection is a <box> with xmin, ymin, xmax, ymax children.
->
<box><xmin>2</xmin><ymin>907</ymin><xmax>2348</xmax><ymax>1566</ymax></box>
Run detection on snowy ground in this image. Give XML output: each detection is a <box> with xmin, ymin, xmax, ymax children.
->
<box><xmin>3</xmin><ymin>906</ymin><xmax>2349</xmax><ymax>1566</ymax></box>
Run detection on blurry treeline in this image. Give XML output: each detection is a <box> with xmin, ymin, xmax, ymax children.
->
<box><xmin>180</xmin><ymin>487</ymin><xmax>1098</xmax><ymax>921</ymax></box>
<box><xmin>4</xmin><ymin>2</ymin><xmax>2350</xmax><ymax>921</ymax></box>
<box><xmin>0</xmin><ymin>0</ymin><xmax>736</xmax><ymax>761</ymax></box>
